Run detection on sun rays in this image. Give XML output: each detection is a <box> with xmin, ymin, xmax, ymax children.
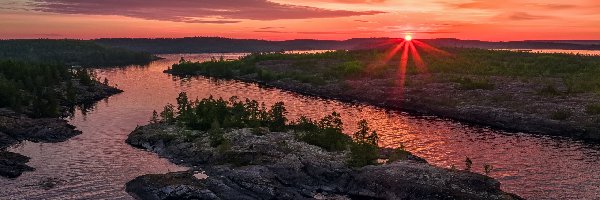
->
<box><xmin>375</xmin><ymin>37</ymin><xmax>449</xmax><ymax>99</ymax></box>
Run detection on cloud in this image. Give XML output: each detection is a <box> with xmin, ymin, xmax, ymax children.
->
<box><xmin>29</xmin><ymin>0</ymin><xmax>385</xmax><ymax>23</ymax></box>
<box><xmin>260</xmin><ymin>26</ymin><xmax>286</xmax><ymax>29</ymax></box>
<box><xmin>506</xmin><ymin>12</ymin><xmax>552</xmax><ymax>20</ymax></box>
<box><xmin>314</xmin><ymin>0</ymin><xmax>386</xmax><ymax>3</ymax></box>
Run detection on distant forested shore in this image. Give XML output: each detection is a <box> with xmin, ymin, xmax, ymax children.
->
<box><xmin>93</xmin><ymin>37</ymin><xmax>600</xmax><ymax>54</ymax></box>
<box><xmin>0</xmin><ymin>39</ymin><xmax>159</xmax><ymax>67</ymax></box>
<box><xmin>3</xmin><ymin>38</ymin><xmax>599</xmax><ymax>55</ymax></box>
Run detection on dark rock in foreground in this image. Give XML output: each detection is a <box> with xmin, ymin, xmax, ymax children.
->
<box><xmin>0</xmin><ymin>108</ymin><xmax>81</xmax><ymax>178</ymax></box>
<box><xmin>126</xmin><ymin>124</ymin><xmax>522</xmax><ymax>200</ymax></box>
<box><xmin>0</xmin><ymin>151</ymin><xmax>34</xmax><ymax>178</ymax></box>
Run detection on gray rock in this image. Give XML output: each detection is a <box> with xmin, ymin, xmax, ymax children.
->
<box><xmin>126</xmin><ymin>124</ymin><xmax>522</xmax><ymax>200</ymax></box>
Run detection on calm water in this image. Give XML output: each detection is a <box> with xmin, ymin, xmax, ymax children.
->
<box><xmin>1</xmin><ymin>54</ymin><xmax>600</xmax><ymax>199</ymax></box>
<box><xmin>498</xmin><ymin>49</ymin><xmax>600</xmax><ymax>56</ymax></box>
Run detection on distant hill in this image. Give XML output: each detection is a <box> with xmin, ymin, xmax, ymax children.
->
<box><xmin>93</xmin><ymin>37</ymin><xmax>600</xmax><ymax>54</ymax></box>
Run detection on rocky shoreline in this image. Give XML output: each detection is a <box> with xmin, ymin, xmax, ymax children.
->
<box><xmin>125</xmin><ymin>123</ymin><xmax>522</xmax><ymax>200</ymax></box>
<box><xmin>0</xmin><ymin>81</ymin><xmax>122</xmax><ymax>178</ymax></box>
<box><xmin>167</xmin><ymin>69</ymin><xmax>600</xmax><ymax>142</ymax></box>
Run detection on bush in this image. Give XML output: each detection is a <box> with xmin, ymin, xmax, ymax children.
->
<box><xmin>586</xmin><ymin>104</ymin><xmax>600</xmax><ymax>115</ymax></box>
<box><xmin>335</xmin><ymin>61</ymin><xmax>363</xmax><ymax>77</ymax></box>
<box><xmin>348</xmin><ymin>120</ymin><xmax>379</xmax><ymax>167</ymax></box>
<box><xmin>387</xmin><ymin>144</ymin><xmax>411</xmax><ymax>163</ymax></box>
<box><xmin>538</xmin><ymin>84</ymin><xmax>562</xmax><ymax>96</ymax></box>
<box><xmin>348</xmin><ymin>143</ymin><xmax>379</xmax><ymax>167</ymax></box>
<box><xmin>297</xmin><ymin>112</ymin><xmax>351</xmax><ymax>151</ymax></box>
<box><xmin>451</xmin><ymin>77</ymin><xmax>495</xmax><ymax>90</ymax></box>
<box><xmin>550</xmin><ymin>109</ymin><xmax>572</xmax><ymax>120</ymax></box>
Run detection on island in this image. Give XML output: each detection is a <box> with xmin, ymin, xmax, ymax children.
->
<box><xmin>125</xmin><ymin>93</ymin><xmax>522</xmax><ymax>199</ymax></box>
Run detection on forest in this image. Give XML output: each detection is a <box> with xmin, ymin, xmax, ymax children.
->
<box><xmin>0</xmin><ymin>60</ymin><xmax>98</xmax><ymax>117</ymax></box>
<box><xmin>0</xmin><ymin>39</ymin><xmax>157</xmax><ymax>67</ymax></box>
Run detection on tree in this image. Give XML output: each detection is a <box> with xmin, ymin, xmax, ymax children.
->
<box><xmin>160</xmin><ymin>104</ymin><xmax>176</xmax><ymax>124</ymax></box>
<box><xmin>268</xmin><ymin>102</ymin><xmax>287</xmax><ymax>131</ymax></box>
<box><xmin>149</xmin><ymin>110</ymin><xmax>160</xmax><ymax>123</ymax></box>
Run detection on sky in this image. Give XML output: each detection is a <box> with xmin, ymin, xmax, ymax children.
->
<box><xmin>1</xmin><ymin>0</ymin><xmax>599</xmax><ymax>41</ymax></box>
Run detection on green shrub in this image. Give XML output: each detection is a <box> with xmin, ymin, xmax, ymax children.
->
<box><xmin>160</xmin><ymin>103</ymin><xmax>176</xmax><ymax>124</ymax></box>
<box><xmin>550</xmin><ymin>109</ymin><xmax>572</xmax><ymax>120</ymax></box>
<box><xmin>465</xmin><ymin>157</ymin><xmax>473</xmax><ymax>171</ymax></box>
<box><xmin>348</xmin><ymin>120</ymin><xmax>379</xmax><ymax>167</ymax></box>
<box><xmin>294</xmin><ymin>113</ymin><xmax>352</xmax><ymax>152</ymax></box>
<box><xmin>451</xmin><ymin>77</ymin><xmax>495</xmax><ymax>90</ymax></box>
<box><xmin>586</xmin><ymin>104</ymin><xmax>600</xmax><ymax>115</ymax></box>
<box><xmin>538</xmin><ymin>84</ymin><xmax>562</xmax><ymax>96</ymax></box>
<box><xmin>208</xmin><ymin>121</ymin><xmax>226</xmax><ymax>147</ymax></box>
<box><xmin>336</xmin><ymin>61</ymin><xmax>363</xmax><ymax>76</ymax></box>
<box><xmin>348</xmin><ymin>142</ymin><xmax>379</xmax><ymax>167</ymax></box>
<box><xmin>387</xmin><ymin>144</ymin><xmax>411</xmax><ymax>163</ymax></box>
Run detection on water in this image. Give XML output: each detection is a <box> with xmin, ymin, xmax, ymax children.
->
<box><xmin>496</xmin><ymin>49</ymin><xmax>600</xmax><ymax>56</ymax></box>
<box><xmin>1</xmin><ymin>54</ymin><xmax>600</xmax><ymax>199</ymax></box>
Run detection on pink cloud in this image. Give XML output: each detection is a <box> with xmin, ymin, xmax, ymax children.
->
<box><xmin>30</xmin><ymin>0</ymin><xmax>385</xmax><ymax>23</ymax></box>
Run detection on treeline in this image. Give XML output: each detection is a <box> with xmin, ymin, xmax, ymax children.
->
<box><xmin>0</xmin><ymin>39</ymin><xmax>157</xmax><ymax>67</ymax></box>
<box><xmin>0</xmin><ymin>60</ymin><xmax>98</xmax><ymax>117</ymax></box>
<box><xmin>151</xmin><ymin>93</ymin><xmax>406</xmax><ymax>167</ymax></box>
<box><xmin>94</xmin><ymin>37</ymin><xmax>600</xmax><ymax>54</ymax></box>
<box><xmin>169</xmin><ymin>51</ymin><xmax>366</xmax><ymax>84</ymax></box>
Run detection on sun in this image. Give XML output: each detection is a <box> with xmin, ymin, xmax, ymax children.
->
<box><xmin>404</xmin><ymin>34</ymin><xmax>413</xmax><ymax>41</ymax></box>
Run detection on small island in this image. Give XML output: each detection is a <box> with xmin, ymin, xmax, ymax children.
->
<box><xmin>125</xmin><ymin>93</ymin><xmax>521</xmax><ymax>199</ymax></box>
<box><xmin>165</xmin><ymin>47</ymin><xmax>600</xmax><ymax>142</ymax></box>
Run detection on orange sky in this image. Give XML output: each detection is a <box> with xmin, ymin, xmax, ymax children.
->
<box><xmin>1</xmin><ymin>0</ymin><xmax>599</xmax><ymax>41</ymax></box>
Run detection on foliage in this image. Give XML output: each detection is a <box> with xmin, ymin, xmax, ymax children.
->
<box><xmin>158</xmin><ymin>92</ymin><xmax>288</xmax><ymax>132</ymax></box>
<box><xmin>585</xmin><ymin>104</ymin><xmax>600</xmax><ymax>115</ymax></box>
<box><xmin>0</xmin><ymin>60</ymin><xmax>100</xmax><ymax>117</ymax></box>
<box><xmin>169</xmin><ymin>51</ymin><xmax>360</xmax><ymax>82</ymax></box>
<box><xmin>293</xmin><ymin>112</ymin><xmax>352</xmax><ymax>152</ymax></box>
<box><xmin>538</xmin><ymin>84</ymin><xmax>562</xmax><ymax>96</ymax></box>
<box><xmin>334</xmin><ymin>61</ymin><xmax>363</xmax><ymax>77</ymax></box>
<box><xmin>160</xmin><ymin>104</ymin><xmax>176</xmax><ymax>124</ymax></box>
<box><xmin>155</xmin><ymin>94</ymin><xmax>390</xmax><ymax>167</ymax></box>
<box><xmin>348</xmin><ymin>120</ymin><xmax>380</xmax><ymax>167</ymax></box>
<box><xmin>465</xmin><ymin>157</ymin><xmax>473</xmax><ymax>171</ymax></box>
<box><xmin>550</xmin><ymin>109</ymin><xmax>572</xmax><ymax>120</ymax></box>
<box><xmin>149</xmin><ymin>110</ymin><xmax>160</xmax><ymax>124</ymax></box>
<box><xmin>450</xmin><ymin>77</ymin><xmax>495</xmax><ymax>90</ymax></box>
<box><xmin>387</xmin><ymin>144</ymin><xmax>411</xmax><ymax>163</ymax></box>
<box><xmin>484</xmin><ymin>164</ymin><xmax>494</xmax><ymax>175</ymax></box>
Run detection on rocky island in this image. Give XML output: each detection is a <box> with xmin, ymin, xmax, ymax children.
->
<box><xmin>125</xmin><ymin>93</ymin><xmax>521</xmax><ymax>200</ymax></box>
